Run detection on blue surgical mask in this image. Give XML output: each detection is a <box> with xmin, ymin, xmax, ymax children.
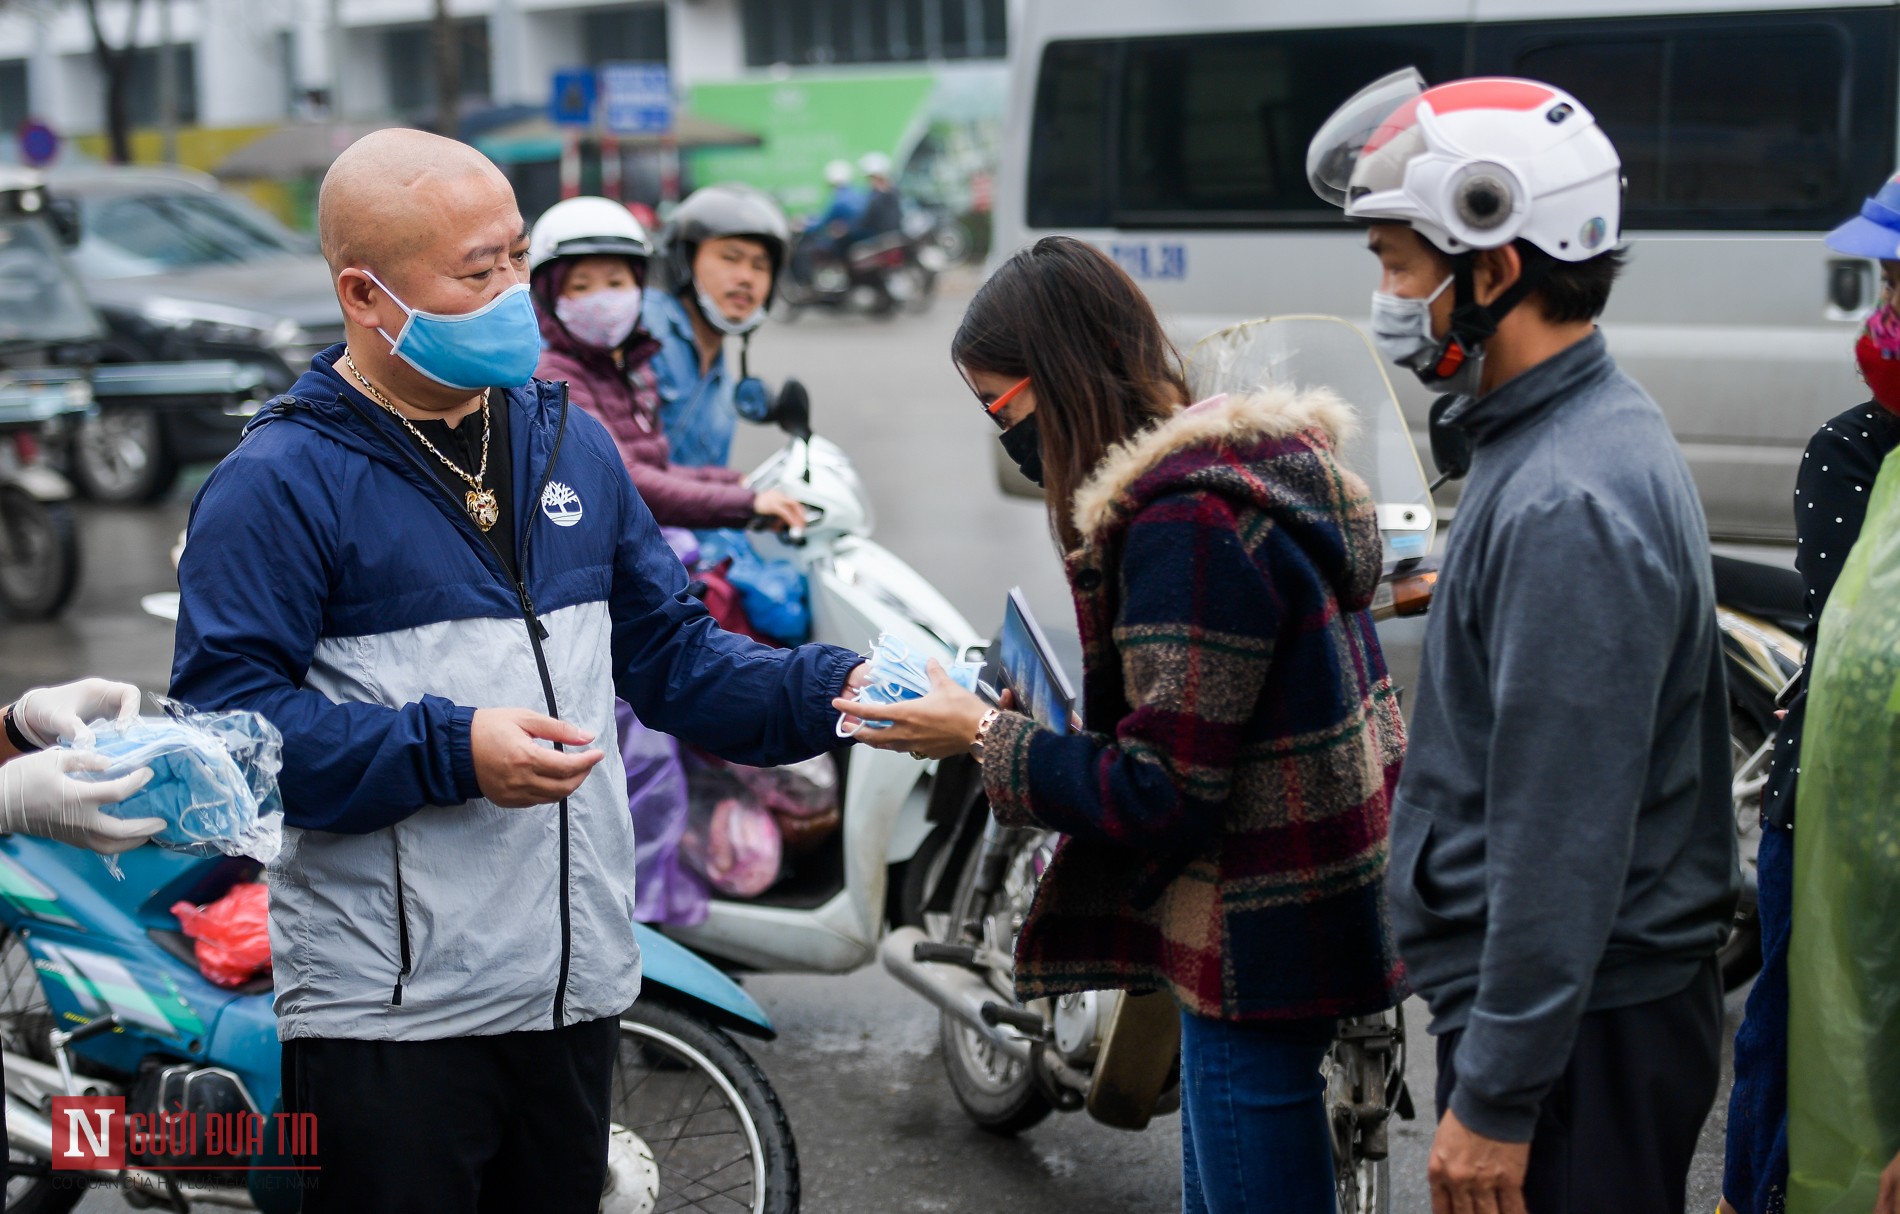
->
<box><xmin>364</xmin><ymin>270</ymin><xmax>543</xmax><ymax>391</ymax></box>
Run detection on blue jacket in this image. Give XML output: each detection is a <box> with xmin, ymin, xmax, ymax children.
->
<box><xmin>643</xmin><ymin>290</ymin><xmax>755</xmax><ymax>469</ymax></box>
<box><xmin>171</xmin><ymin>346</ymin><xmax>859</xmax><ymax>1041</ymax></box>
<box><xmin>816</xmin><ymin>184</ymin><xmax>867</xmax><ymax>230</ymax></box>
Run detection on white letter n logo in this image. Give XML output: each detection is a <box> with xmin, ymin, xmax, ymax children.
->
<box><xmin>64</xmin><ymin>1108</ymin><xmax>110</xmax><ymax>1158</ymax></box>
<box><xmin>51</xmin><ymin>1095</ymin><xmax>123</xmax><ymax>1169</ymax></box>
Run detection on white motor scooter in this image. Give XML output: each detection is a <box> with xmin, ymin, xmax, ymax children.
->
<box><xmin>659</xmin><ymin>380</ymin><xmax>986</xmax><ymax>974</ymax></box>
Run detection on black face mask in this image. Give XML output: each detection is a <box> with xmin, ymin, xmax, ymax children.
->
<box><xmin>998</xmin><ymin>413</ymin><xmax>1043</xmax><ymax>486</ymax></box>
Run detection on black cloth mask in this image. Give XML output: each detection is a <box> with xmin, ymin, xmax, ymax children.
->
<box><xmin>998</xmin><ymin>413</ymin><xmax>1043</xmax><ymax>486</ymax></box>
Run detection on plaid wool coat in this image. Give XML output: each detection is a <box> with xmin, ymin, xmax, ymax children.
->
<box><xmin>980</xmin><ymin>388</ymin><xmax>1408</xmax><ymax>1021</ymax></box>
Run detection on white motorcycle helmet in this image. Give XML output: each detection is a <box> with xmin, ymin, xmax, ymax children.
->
<box><xmin>528</xmin><ymin>196</ymin><xmax>653</xmax><ymax>273</ymax></box>
<box><xmin>824</xmin><ymin>159</ymin><xmax>854</xmax><ymax>188</ymax></box>
<box><xmin>1308</xmin><ymin>69</ymin><xmax>1623</xmax><ymax>388</ymax></box>
<box><xmin>858</xmin><ymin>151</ymin><xmax>894</xmax><ymax>180</ymax></box>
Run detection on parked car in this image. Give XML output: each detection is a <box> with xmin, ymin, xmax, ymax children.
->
<box><xmin>46</xmin><ymin>165</ymin><xmax>341</xmax><ymax>501</ymax></box>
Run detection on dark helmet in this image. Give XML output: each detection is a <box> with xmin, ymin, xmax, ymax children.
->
<box><xmin>660</xmin><ymin>184</ymin><xmax>791</xmax><ymax>332</ymax></box>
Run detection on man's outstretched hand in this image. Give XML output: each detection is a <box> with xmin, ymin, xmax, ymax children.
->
<box><xmin>1429</xmin><ymin>1109</ymin><xmax>1530</xmax><ymax>1214</ymax></box>
<box><xmin>471</xmin><ymin>708</ymin><xmax>604</xmax><ymax>808</ymax></box>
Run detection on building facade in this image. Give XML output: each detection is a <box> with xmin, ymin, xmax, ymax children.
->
<box><xmin>0</xmin><ymin>0</ymin><xmax>1009</xmax><ymax>144</ymax></box>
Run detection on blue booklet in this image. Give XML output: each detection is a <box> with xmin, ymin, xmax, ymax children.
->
<box><xmin>982</xmin><ymin>588</ymin><xmax>1079</xmax><ymax>733</ymax></box>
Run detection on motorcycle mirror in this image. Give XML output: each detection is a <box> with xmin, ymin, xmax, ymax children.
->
<box><xmin>774</xmin><ymin>379</ymin><xmax>813</xmax><ymax>442</ymax></box>
<box><xmin>1427</xmin><ymin>395</ymin><xmax>1471</xmax><ymax>491</ymax></box>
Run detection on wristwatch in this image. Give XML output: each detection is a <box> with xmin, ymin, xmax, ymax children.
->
<box><xmin>2</xmin><ymin>703</ymin><xmax>39</xmax><ymax>754</ymax></box>
<box><xmin>970</xmin><ymin>708</ymin><xmax>1002</xmax><ymax>762</ymax></box>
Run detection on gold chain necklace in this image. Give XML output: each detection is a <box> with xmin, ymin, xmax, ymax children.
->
<box><xmin>342</xmin><ymin>351</ymin><xmax>500</xmax><ymax>532</ymax></box>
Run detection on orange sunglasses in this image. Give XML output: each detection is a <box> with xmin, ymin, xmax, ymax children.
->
<box><xmin>983</xmin><ymin>376</ymin><xmax>1032</xmax><ymax>429</ymax></box>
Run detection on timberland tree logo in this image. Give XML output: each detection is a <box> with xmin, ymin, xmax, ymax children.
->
<box><xmin>542</xmin><ymin>481</ymin><xmax>584</xmax><ymax>527</ymax></box>
<box><xmin>51</xmin><ymin>1096</ymin><xmax>317</xmax><ymax>1172</ymax></box>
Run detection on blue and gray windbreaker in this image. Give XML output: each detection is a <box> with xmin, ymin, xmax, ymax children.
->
<box><xmin>171</xmin><ymin>346</ymin><xmax>858</xmax><ymax>1042</ymax></box>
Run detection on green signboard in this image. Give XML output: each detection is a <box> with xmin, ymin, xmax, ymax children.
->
<box><xmin>686</xmin><ymin>73</ymin><xmax>937</xmax><ymax>216</ymax></box>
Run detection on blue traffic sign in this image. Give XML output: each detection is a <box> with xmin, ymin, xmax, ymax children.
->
<box><xmin>17</xmin><ymin>120</ymin><xmax>59</xmax><ymax>169</ymax></box>
<box><xmin>600</xmin><ymin>62</ymin><xmax>672</xmax><ymax>136</ymax></box>
<box><xmin>549</xmin><ymin>69</ymin><xmax>597</xmax><ymax>128</ymax></box>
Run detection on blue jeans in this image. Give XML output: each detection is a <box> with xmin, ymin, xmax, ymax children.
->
<box><xmin>1179</xmin><ymin>1009</ymin><xmax>1338</xmax><ymax>1214</ymax></box>
<box><xmin>1724</xmin><ymin>822</ymin><xmax>1792</xmax><ymax>1214</ymax></box>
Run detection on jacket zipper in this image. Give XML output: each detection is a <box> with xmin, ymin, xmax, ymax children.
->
<box><xmin>391</xmin><ymin>844</ymin><xmax>412</xmax><ymax>1005</ymax></box>
<box><xmin>330</xmin><ymin>381</ymin><xmax>573</xmax><ymax>1024</ymax></box>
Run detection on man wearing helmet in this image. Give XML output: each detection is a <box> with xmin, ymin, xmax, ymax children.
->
<box><xmin>850</xmin><ymin>150</ymin><xmax>904</xmax><ymax>246</ymax></box>
<box><xmin>644</xmin><ymin>184</ymin><xmax>790</xmax><ymax>470</ymax></box>
<box><xmin>795</xmin><ymin>158</ymin><xmax>870</xmax><ymax>284</ymax></box>
<box><xmin>1312</xmin><ymin>73</ymin><xmax>1735</xmax><ymax>1213</ymax></box>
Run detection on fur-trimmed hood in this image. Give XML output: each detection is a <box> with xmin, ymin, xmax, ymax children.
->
<box><xmin>1070</xmin><ymin>386</ymin><xmax>1381</xmax><ymax>610</ymax></box>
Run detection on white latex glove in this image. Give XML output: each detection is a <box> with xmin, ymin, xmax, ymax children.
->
<box><xmin>12</xmin><ymin>679</ymin><xmax>142</xmax><ymax>749</ymax></box>
<box><xmin>0</xmin><ymin>750</ymin><xmax>164</xmax><ymax>855</ymax></box>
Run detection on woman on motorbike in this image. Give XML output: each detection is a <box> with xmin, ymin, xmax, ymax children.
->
<box><xmin>528</xmin><ymin>197</ymin><xmax>805</xmax><ymax>531</ymax></box>
<box><xmin>840</xmin><ymin>236</ymin><xmax>1406</xmax><ymax>1212</ymax></box>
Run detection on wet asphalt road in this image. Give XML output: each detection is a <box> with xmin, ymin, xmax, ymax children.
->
<box><xmin>8</xmin><ymin>283</ymin><xmax>1740</xmax><ymax>1212</ymax></box>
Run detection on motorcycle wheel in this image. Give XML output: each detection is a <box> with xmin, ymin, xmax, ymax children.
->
<box><xmin>612</xmin><ymin>999</ymin><xmax>799</xmax><ymax>1214</ymax></box>
<box><xmin>1326</xmin><ymin>1009</ymin><xmax>1404</xmax><ymax>1214</ymax></box>
<box><xmin>1720</xmin><ymin>704</ymin><xmax>1769</xmax><ymax>991</ymax></box>
<box><xmin>0</xmin><ymin>489</ymin><xmax>80</xmax><ymax>622</ymax></box>
<box><xmin>0</xmin><ymin>925</ymin><xmax>82</xmax><ymax>1214</ymax></box>
<box><xmin>935</xmin><ymin>821</ymin><xmax>1055</xmax><ymax>1136</ymax></box>
<box><xmin>71</xmin><ymin>407</ymin><xmax>177</xmax><ymax>504</ymax></box>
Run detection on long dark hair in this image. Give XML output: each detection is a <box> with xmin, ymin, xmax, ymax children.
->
<box><xmin>951</xmin><ymin>236</ymin><xmax>1189</xmax><ymax>550</ymax></box>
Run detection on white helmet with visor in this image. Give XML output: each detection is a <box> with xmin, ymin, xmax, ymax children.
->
<box><xmin>1307</xmin><ymin>70</ymin><xmax>1623</xmax><ymax>396</ymax></box>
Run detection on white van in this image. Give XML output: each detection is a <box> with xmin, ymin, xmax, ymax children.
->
<box><xmin>993</xmin><ymin>0</ymin><xmax>1897</xmax><ymax>540</ymax></box>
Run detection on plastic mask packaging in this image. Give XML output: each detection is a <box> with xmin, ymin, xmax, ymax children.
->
<box><xmin>66</xmin><ymin>698</ymin><xmax>285</xmax><ymax>879</ymax></box>
<box><xmin>837</xmin><ymin>634</ymin><xmax>985</xmax><ymax>738</ymax></box>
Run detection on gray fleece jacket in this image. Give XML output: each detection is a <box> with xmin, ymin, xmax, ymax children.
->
<box><xmin>1389</xmin><ymin>331</ymin><xmax>1738</xmax><ymax>1141</ymax></box>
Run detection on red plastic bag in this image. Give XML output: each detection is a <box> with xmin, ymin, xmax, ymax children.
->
<box><xmin>171</xmin><ymin>883</ymin><xmax>271</xmax><ymax>988</ymax></box>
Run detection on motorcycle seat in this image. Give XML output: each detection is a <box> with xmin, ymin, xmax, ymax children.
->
<box><xmin>1712</xmin><ymin>554</ymin><xmax>1806</xmax><ymax>636</ymax></box>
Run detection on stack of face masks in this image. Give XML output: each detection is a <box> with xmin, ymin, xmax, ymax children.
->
<box><xmin>837</xmin><ymin>634</ymin><xmax>985</xmax><ymax>738</ymax></box>
<box><xmin>66</xmin><ymin>698</ymin><xmax>284</xmax><ymax>879</ymax></box>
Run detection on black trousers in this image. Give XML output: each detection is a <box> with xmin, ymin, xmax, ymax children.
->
<box><xmin>1435</xmin><ymin>961</ymin><xmax>1722</xmax><ymax>1214</ymax></box>
<box><xmin>282</xmin><ymin>1016</ymin><xmax>620</xmax><ymax>1214</ymax></box>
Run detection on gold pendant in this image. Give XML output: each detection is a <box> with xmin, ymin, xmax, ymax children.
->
<box><xmin>466</xmin><ymin>489</ymin><xmax>500</xmax><ymax>532</ymax></box>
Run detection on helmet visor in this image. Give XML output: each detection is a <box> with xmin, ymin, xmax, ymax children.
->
<box><xmin>1306</xmin><ymin>67</ymin><xmax>1426</xmax><ymax>208</ymax></box>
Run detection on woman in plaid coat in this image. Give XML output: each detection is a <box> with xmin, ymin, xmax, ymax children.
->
<box><xmin>842</xmin><ymin>237</ymin><xmax>1405</xmax><ymax>1212</ymax></box>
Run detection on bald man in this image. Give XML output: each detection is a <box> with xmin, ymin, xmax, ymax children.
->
<box><xmin>170</xmin><ymin>129</ymin><xmax>867</xmax><ymax>1213</ymax></box>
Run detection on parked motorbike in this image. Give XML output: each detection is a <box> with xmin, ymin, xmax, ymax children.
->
<box><xmin>1710</xmin><ymin>553</ymin><xmax>1805</xmax><ymax>991</ymax></box>
<box><xmin>0</xmin><ymin>173</ymin><xmax>101</xmax><ymax>622</ymax></box>
<box><xmin>0</xmin><ymin>836</ymin><xmax>797</xmax><ymax>1214</ymax></box>
<box><xmin>0</xmin><ymin>371</ymin><xmax>87</xmax><ymax>621</ymax></box>
<box><xmin>778</xmin><ymin>229</ymin><xmax>944</xmax><ymax>319</ymax></box>
<box><xmin>659</xmin><ymin>380</ymin><xmax>986</xmax><ymax>977</ymax></box>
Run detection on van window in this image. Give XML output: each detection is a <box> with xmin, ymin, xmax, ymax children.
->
<box><xmin>1479</xmin><ymin>9</ymin><xmax>1896</xmax><ymax>230</ymax></box>
<box><xmin>1029</xmin><ymin>27</ymin><xmax>1464</xmax><ymax>229</ymax></box>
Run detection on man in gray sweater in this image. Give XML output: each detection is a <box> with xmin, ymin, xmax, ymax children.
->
<box><xmin>1311</xmin><ymin>74</ymin><xmax>1737</xmax><ymax>1213</ymax></box>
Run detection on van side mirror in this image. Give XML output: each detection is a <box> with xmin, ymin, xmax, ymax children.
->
<box><xmin>1830</xmin><ymin>259</ymin><xmax>1871</xmax><ymax>314</ymax></box>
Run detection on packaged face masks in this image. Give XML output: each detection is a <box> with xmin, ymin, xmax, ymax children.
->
<box><xmin>837</xmin><ymin>633</ymin><xmax>985</xmax><ymax>738</ymax></box>
<box><xmin>65</xmin><ymin>697</ymin><xmax>285</xmax><ymax>879</ymax></box>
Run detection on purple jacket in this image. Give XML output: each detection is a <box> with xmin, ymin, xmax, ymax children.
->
<box><xmin>531</xmin><ymin>271</ymin><xmax>755</xmax><ymax>530</ymax></box>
